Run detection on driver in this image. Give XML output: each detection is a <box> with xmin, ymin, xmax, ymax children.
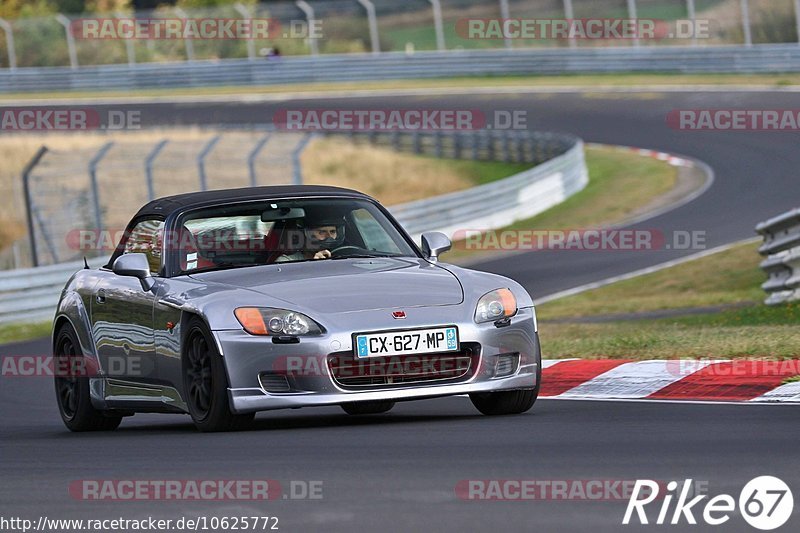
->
<box><xmin>275</xmin><ymin>214</ymin><xmax>345</xmax><ymax>263</ymax></box>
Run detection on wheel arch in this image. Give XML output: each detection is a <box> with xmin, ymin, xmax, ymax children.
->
<box><xmin>53</xmin><ymin>291</ymin><xmax>97</xmax><ymax>360</ymax></box>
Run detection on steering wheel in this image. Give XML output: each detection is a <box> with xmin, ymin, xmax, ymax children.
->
<box><xmin>331</xmin><ymin>246</ymin><xmax>365</xmax><ymax>258</ymax></box>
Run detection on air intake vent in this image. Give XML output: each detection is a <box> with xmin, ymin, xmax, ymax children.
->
<box><xmin>259</xmin><ymin>374</ymin><xmax>291</xmax><ymax>393</ymax></box>
<box><xmin>495</xmin><ymin>354</ymin><xmax>519</xmax><ymax>377</ymax></box>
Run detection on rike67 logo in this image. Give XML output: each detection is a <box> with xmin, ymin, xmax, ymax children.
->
<box><xmin>623</xmin><ymin>476</ymin><xmax>793</xmax><ymax>530</ymax></box>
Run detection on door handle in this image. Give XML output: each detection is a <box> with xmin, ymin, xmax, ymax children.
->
<box><xmin>96</xmin><ymin>289</ymin><xmax>106</xmax><ymax>304</ymax></box>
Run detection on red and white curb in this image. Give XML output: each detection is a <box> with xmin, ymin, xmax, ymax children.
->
<box><xmin>540</xmin><ymin>359</ymin><xmax>800</xmax><ymax>403</ymax></box>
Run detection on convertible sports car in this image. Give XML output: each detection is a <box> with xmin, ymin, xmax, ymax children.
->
<box><xmin>53</xmin><ymin>186</ymin><xmax>541</xmax><ymax>432</ymax></box>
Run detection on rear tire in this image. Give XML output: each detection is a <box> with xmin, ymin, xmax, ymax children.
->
<box><xmin>183</xmin><ymin>318</ymin><xmax>254</xmax><ymax>432</ymax></box>
<box><xmin>341</xmin><ymin>400</ymin><xmax>395</xmax><ymax>415</ymax></box>
<box><xmin>54</xmin><ymin>324</ymin><xmax>122</xmax><ymax>432</ymax></box>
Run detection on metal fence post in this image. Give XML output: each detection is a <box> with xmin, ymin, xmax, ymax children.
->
<box><xmin>55</xmin><ymin>14</ymin><xmax>78</xmax><ymax>69</ymax></box>
<box><xmin>296</xmin><ymin>1</ymin><xmax>320</xmax><ymax>56</ymax></box>
<box><xmin>234</xmin><ymin>3</ymin><xmax>257</xmax><ymax>60</ymax></box>
<box><xmin>357</xmin><ymin>0</ymin><xmax>381</xmax><ymax>54</ymax></box>
<box><xmin>0</xmin><ymin>18</ymin><xmax>17</xmax><ymax>70</ymax></box>
<box><xmin>428</xmin><ymin>0</ymin><xmax>446</xmax><ymax>51</ymax></box>
<box><xmin>145</xmin><ymin>140</ymin><xmax>168</xmax><ymax>201</ymax></box>
<box><xmin>626</xmin><ymin>0</ymin><xmax>640</xmax><ymax>47</ymax></box>
<box><xmin>174</xmin><ymin>7</ymin><xmax>195</xmax><ymax>61</ymax></box>
<box><xmin>471</xmin><ymin>132</ymin><xmax>479</xmax><ymax>160</ymax></box>
<box><xmin>740</xmin><ymin>0</ymin><xmax>752</xmax><ymax>47</ymax></box>
<box><xmin>88</xmin><ymin>142</ymin><xmax>114</xmax><ymax>235</ymax></box>
<box><xmin>563</xmin><ymin>0</ymin><xmax>576</xmax><ymax>48</ymax></box>
<box><xmin>499</xmin><ymin>0</ymin><xmax>512</xmax><ymax>50</ymax></box>
<box><xmin>21</xmin><ymin>147</ymin><xmax>48</xmax><ymax>267</ymax></box>
<box><xmin>197</xmin><ymin>135</ymin><xmax>221</xmax><ymax>191</ymax></box>
<box><xmin>292</xmin><ymin>133</ymin><xmax>314</xmax><ymax>185</ymax></box>
<box><xmin>247</xmin><ymin>134</ymin><xmax>271</xmax><ymax>186</ymax></box>
<box><xmin>115</xmin><ymin>12</ymin><xmax>136</xmax><ymax>66</ymax></box>
<box><xmin>686</xmin><ymin>0</ymin><xmax>697</xmax><ymax>46</ymax></box>
<box><xmin>794</xmin><ymin>0</ymin><xmax>800</xmax><ymax>44</ymax></box>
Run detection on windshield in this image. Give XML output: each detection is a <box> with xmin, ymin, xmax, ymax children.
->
<box><xmin>174</xmin><ymin>198</ymin><xmax>418</xmax><ymax>274</ymax></box>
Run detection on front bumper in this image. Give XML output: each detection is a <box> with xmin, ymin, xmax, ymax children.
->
<box><xmin>213</xmin><ymin>307</ymin><xmax>540</xmax><ymax>414</ymax></box>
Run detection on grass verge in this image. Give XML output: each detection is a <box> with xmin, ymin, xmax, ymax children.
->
<box><xmin>539</xmin><ymin>242</ymin><xmax>764</xmax><ymax>319</ymax></box>
<box><xmin>0</xmin><ymin>321</ymin><xmax>51</xmax><ymax>346</ymax></box>
<box><xmin>446</xmin><ymin>144</ymin><xmax>679</xmax><ymax>263</ymax></box>
<box><xmin>302</xmin><ymin>137</ymin><xmax>530</xmax><ymax>205</ymax></box>
<box><xmin>537</xmin><ymin>241</ymin><xmax>800</xmax><ymax>359</ymax></box>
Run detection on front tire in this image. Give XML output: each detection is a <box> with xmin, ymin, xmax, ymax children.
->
<box><xmin>183</xmin><ymin>318</ymin><xmax>254</xmax><ymax>432</ymax></box>
<box><xmin>470</xmin><ymin>338</ymin><xmax>542</xmax><ymax>416</ymax></box>
<box><xmin>54</xmin><ymin>324</ymin><xmax>122</xmax><ymax>432</ymax></box>
<box><xmin>341</xmin><ymin>401</ymin><xmax>395</xmax><ymax>415</ymax></box>
<box><xmin>469</xmin><ymin>389</ymin><xmax>538</xmax><ymax>416</ymax></box>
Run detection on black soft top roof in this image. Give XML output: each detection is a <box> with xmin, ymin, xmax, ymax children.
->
<box><xmin>133</xmin><ymin>185</ymin><xmax>372</xmax><ymax>220</ymax></box>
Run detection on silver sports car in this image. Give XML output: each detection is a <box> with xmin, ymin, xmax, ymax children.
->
<box><xmin>53</xmin><ymin>186</ymin><xmax>541</xmax><ymax>432</ymax></box>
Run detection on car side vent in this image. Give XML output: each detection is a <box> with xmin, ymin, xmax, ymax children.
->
<box><xmin>259</xmin><ymin>374</ymin><xmax>291</xmax><ymax>393</ymax></box>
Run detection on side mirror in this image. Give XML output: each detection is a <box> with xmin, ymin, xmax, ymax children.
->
<box><xmin>113</xmin><ymin>253</ymin><xmax>156</xmax><ymax>291</ymax></box>
<box><xmin>421</xmin><ymin>232</ymin><xmax>452</xmax><ymax>263</ymax></box>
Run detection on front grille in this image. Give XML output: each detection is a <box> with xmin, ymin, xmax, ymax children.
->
<box><xmin>327</xmin><ymin>343</ymin><xmax>480</xmax><ymax>390</ymax></box>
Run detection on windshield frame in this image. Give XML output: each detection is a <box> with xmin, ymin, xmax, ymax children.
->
<box><xmin>163</xmin><ymin>195</ymin><xmax>423</xmax><ymax>277</ymax></box>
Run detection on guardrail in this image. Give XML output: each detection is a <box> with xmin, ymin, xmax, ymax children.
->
<box><xmin>345</xmin><ymin>130</ymin><xmax>585</xmax><ymax>241</ymax></box>
<box><xmin>2</xmin><ymin>44</ymin><xmax>800</xmax><ymax>93</ymax></box>
<box><xmin>0</xmin><ymin>129</ymin><xmax>587</xmax><ymax>325</ymax></box>
<box><xmin>756</xmin><ymin>208</ymin><xmax>800</xmax><ymax>305</ymax></box>
<box><xmin>0</xmin><ymin>257</ymin><xmax>106</xmax><ymax>325</ymax></box>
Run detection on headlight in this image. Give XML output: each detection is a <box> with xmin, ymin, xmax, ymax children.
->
<box><xmin>474</xmin><ymin>289</ymin><xmax>517</xmax><ymax>323</ymax></box>
<box><xmin>235</xmin><ymin>308</ymin><xmax>323</xmax><ymax>336</ymax></box>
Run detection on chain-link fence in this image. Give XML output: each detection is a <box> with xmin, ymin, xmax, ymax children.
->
<box><xmin>17</xmin><ymin>129</ymin><xmax>311</xmax><ymax>268</ymax></box>
<box><xmin>0</xmin><ymin>0</ymin><xmax>797</xmax><ymax>69</ymax></box>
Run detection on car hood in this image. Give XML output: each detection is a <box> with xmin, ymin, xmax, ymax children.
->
<box><xmin>188</xmin><ymin>257</ymin><xmax>464</xmax><ymax>313</ymax></box>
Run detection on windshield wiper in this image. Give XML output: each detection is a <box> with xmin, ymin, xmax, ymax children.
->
<box><xmin>186</xmin><ymin>262</ymin><xmax>259</xmax><ymax>274</ymax></box>
<box><xmin>330</xmin><ymin>253</ymin><xmax>401</xmax><ymax>260</ymax></box>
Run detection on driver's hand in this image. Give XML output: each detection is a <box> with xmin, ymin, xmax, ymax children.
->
<box><xmin>313</xmin><ymin>250</ymin><xmax>331</xmax><ymax>260</ymax></box>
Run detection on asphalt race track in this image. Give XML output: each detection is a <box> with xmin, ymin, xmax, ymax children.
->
<box><xmin>2</xmin><ymin>338</ymin><xmax>800</xmax><ymax>532</ymax></box>
<box><xmin>2</xmin><ymin>90</ymin><xmax>800</xmax><ymax>531</ymax></box>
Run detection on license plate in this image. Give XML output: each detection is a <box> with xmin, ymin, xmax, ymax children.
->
<box><xmin>355</xmin><ymin>326</ymin><xmax>459</xmax><ymax>358</ymax></box>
